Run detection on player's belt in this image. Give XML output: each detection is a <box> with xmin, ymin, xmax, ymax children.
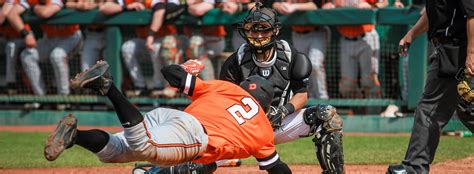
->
<box><xmin>293</xmin><ymin>26</ymin><xmax>319</xmax><ymax>34</ymax></box>
<box><xmin>86</xmin><ymin>26</ymin><xmax>105</xmax><ymax>32</ymax></box>
<box><xmin>431</xmin><ymin>37</ymin><xmax>465</xmax><ymax>47</ymax></box>
<box><xmin>343</xmin><ymin>34</ymin><xmax>366</xmax><ymax>41</ymax></box>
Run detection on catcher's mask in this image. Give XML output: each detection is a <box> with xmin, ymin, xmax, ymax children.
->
<box><xmin>237</xmin><ymin>2</ymin><xmax>281</xmax><ymax>55</ymax></box>
<box><xmin>240</xmin><ymin>75</ymin><xmax>275</xmax><ymax>112</ymax></box>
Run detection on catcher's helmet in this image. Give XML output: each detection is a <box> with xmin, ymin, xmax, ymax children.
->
<box><xmin>240</xmin><ymin>75</ymin><xmax>274</xmax><ymax>112</ymax></box>
<box><xmin>237</xmin><ymin>2</ymin><xmax>281</xmax><ymax>54</ymax></box>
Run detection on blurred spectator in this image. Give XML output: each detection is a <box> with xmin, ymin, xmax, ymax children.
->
<box><xmin>7</xmin><ymin>0</ymin><xmax>82</xmax><ymax>96</ymax></box>
<box><xmin>185</xmin><ymin>0</ymin><xmax>225</xmax><ymax>81</ymax></box>
<box><xmin>379</xmin><ymin>0</ymin><xmax>406</xmax><ymax>117</ymax></box>
<box><xmin>105</xmin><ymin>0</ymin><xmax>183</xmax><ymax>97</ymax></box>
<box><xmin>1</xmin><ymin>0</ymin><xmax>25</xmax><ymax>95</ymax></box>
<box><xmin>323</xmin><ymin>0</ymin><xmax>387</xmax><ymax>99</ymax></box>
<box><xmin>273</xmin><ymin>0</ymin><xmax>329</xmax><ymax>99</ymax></box>
<box><xmin>393</xmin><ymin>0</ymin><xmax>403</xmax><ymax>8</ymax></box>
<box><xmin>219</xmin><ymin>1</ymin><xmax>256</xmax><ymax>50</ymax></box>
<box><xmin>66</xmin><ymin>0</ymin><xmax>107</xmax><ymax>71</ymax></box>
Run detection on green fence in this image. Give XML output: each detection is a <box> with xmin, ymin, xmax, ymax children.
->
<box><xmin>0</xmin><ymin>8</ymin><xmax>427</xmax><ymax>109</ymax></box>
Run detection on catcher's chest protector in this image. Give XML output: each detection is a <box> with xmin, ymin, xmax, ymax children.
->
<box><xmin>237</xmin><ymin>41</ymin><xmax>293</xmax><ymax>106</ymax></box>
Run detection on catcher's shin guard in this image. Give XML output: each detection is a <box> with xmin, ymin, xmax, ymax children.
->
<box><xmin>303</xmin><ymin>105</ymin><xmax>344</xmax><ymax>174</ymax></box>
<box><xmin>314</xmin><ymin>131</ymin><xmax>344</xmax><ymax>174</ymax></box>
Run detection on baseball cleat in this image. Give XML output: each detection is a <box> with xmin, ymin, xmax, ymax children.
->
<box><xmin>44</xmin><ymin>114</ymin><xmax>78</xmax><ymax>161</ymax></box>
<box><xmin>70</xmin><ymin>60</ymin><xmax>112</xmax><ymax>95</ymax></box>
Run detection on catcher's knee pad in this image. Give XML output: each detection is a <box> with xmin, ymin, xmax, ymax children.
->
<box><xmin>314</xmin><ymin>131</ymin><xmax>344</xmax><ymax>174</ymax></box>
<box><xmin>303</xmin><ymin>104</ymin><xmax>343</xmax><ymax>136</ymax></box>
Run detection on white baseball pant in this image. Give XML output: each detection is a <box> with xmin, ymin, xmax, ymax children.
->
<box><xmin>292</xmin><ymin>27</ymin><xmax>330</xmax><ymax>99</ymax></box>
<box><xmin>96</xmin><ymin>108</ymin><xmax>208</xmax><ymax>167</ymax></box>
<box><xmin>339</xmin><ymin>29</ymin><xmax>380</xmax><ymax>97</ymax></box>
<box><xmin>20</xmin><ymin>31</ymin><xmax>82</xmax><ymax>95</ymax></box>
<box><xmin>5</xmin><ymin>38</ymin><xmax>25</xmax><ymax>84</ymax></box>
<box><xmin>81</xmin><ymin>30</ymin><xmax>106</xmax><ymax>71</ymax></box>
<box><xmin>121</xmin><ymin>37</ymin><xmax>169</xmax><ymax>89</ymax></box>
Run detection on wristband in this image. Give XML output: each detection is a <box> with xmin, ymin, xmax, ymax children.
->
<box><xmin>282</xmin><ymin>103</ymin><xmax>295</xmax><ymax>115</ymax></box>
<box><xmin>148</xmin><ymin>29</ymin><xmax>157</xmax><ymax>36</ymax></box>
<box><xmin>20</xmin><ymin>28</ymin><xmax>30</xmax><ymax>38</ymax></box>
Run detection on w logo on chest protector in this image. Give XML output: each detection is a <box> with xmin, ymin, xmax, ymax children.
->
<box><xmin>259</xmin><ymin>68</ymin><xmax>272</xmax><ymax>77</ymax></box>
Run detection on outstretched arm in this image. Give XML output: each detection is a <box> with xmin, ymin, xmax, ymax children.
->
<box><xmin>399</xmin><ymin>8</ymin><xmax>428</xmax><ymax>57</ymax></box>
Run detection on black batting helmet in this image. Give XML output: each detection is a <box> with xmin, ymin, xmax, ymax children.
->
<box><xmin>240</xmin><ymin>75</ymin><xmax>274</xmax><ymax>112</ymax></box>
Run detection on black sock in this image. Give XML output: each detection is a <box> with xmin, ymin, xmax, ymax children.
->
<box><xmin>106</xmin><ymin>85</ymin><xmax>144</xmax><ymax>128</ymax></box>
<box><xmin>76</xmin><ymin>129</ymin><xmax>110</xmax><ymax>153</ymax></box>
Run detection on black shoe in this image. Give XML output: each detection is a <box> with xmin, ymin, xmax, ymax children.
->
<box><xmin>70</xmin><ymin>60</ymin><xmax>112</xmax><ymax>95</ymax></box>
<box><xmin>44</xmin><ymin>114</ymin><xmax>78</xmax><ymax>161</ymax></box>
<box><xmin>386</xmin><ymin>164</ymin><xmax>416</xmax><ymax>174</ymax></box>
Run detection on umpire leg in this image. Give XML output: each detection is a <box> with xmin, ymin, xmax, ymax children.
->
<box><xmin>398</xmin><ymin>53</ymin><xmax>459</xmax><ymax>173</ymax></box>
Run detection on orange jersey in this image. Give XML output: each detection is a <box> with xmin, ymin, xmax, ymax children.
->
<box><xmin>183</xmin><ymin>25</ymin><xmax>226</xmax><ymax>37</ymax></box>
<box><xmin>183</xmin><ymin>78</ymin><xmax>276</xmax><ymax>164</ymax></box>
<box><xmin>26</xmin><ymin>0</ymin><xmax>79</xmax><ymax>37</ymax></box>
<box><xmin>337</xmin><ymin>24</ymin><xmax>374</xmax><ymax>37</ymax></box>
<box><xmin>134</xmin><ymin>24</ymin><xmax>177</xmax><ymax>38</ymax></box>
<box><xmin>0</xmin><ymin>24</ymin><xmax>30</xmax><ymax>38</ymax></box>
<box><xmin>335</xmin><ymin>0</ymin><xmax>376</xmax><ymax>37</ymax></box>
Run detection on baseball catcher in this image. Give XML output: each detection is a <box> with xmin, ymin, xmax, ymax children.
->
<box><xmin>218</xmin><ymin>3</ymin><xmax>345</xmax><ymax>173</ymax></box>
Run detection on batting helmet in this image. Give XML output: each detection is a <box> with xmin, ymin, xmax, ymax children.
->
<box><xmin>240</xmin><ymin>75</ymin><xmax>275</xmax><ymax>112</ymax></box>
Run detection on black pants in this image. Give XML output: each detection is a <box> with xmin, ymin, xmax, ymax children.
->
<box><xmin>401</xmin><ymin>47</ymin><xmax>474</xmax><ymax>173</ymax></box>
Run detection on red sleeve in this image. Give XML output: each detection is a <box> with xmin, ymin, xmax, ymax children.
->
<box><xmin>365</xmin><ymin>0</ymin><xmax>381</xmax><ymax>4</ymax></box>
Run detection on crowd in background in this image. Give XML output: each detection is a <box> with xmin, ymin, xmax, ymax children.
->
<box><xmin>0</xmin><ymin>0</ymin><xmax>412</xmax><ymax>103</ymax></box>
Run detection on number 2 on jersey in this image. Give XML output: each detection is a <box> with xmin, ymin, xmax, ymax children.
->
<box><xmin>227</xmin><ymin>97</ymin><xmax>260</xmax><ymax>124</ymax></box>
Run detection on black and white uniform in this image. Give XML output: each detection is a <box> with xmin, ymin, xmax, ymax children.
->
<box><xmin>220</xmin><ymin>40</ymin><xmax>313</xmax><ymax>144</ymax></box>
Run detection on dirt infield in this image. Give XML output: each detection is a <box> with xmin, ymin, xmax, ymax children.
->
<box><xmin>1</xmin><ymin>125</ymin><xmax>473</xmax><ymax>173</ymax></box>
<box><xmin>1</xmin><ymin>157</ymin><xmax>474</xmax><ymax>174</ymax></box>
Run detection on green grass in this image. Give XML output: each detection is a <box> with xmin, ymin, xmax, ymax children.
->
<box><xmin>1</xmin><ymin>132</ymin><xmax>474</xmax><ymax>168</ymax></box>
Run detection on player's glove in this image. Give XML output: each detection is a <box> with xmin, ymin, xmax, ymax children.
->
<box><xmin>180</xmin><ymin>59</ymin><xmax>205</xmax><ymax>76</ymax></box>
<box><xmin>267</xmin><ymin>106</ymin><xmax>290</xmax><ymax>130</ymax></box>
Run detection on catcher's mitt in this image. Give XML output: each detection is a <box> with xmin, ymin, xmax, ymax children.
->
<box><xmin>457</xmin><ymin>68</ymin><xmax>474</xmax><ymax>102</ymax></box>
<box><xmin>267</xmin><ymin>106</ymin><xmax>290</xmax><ymax>130</ymax></box>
